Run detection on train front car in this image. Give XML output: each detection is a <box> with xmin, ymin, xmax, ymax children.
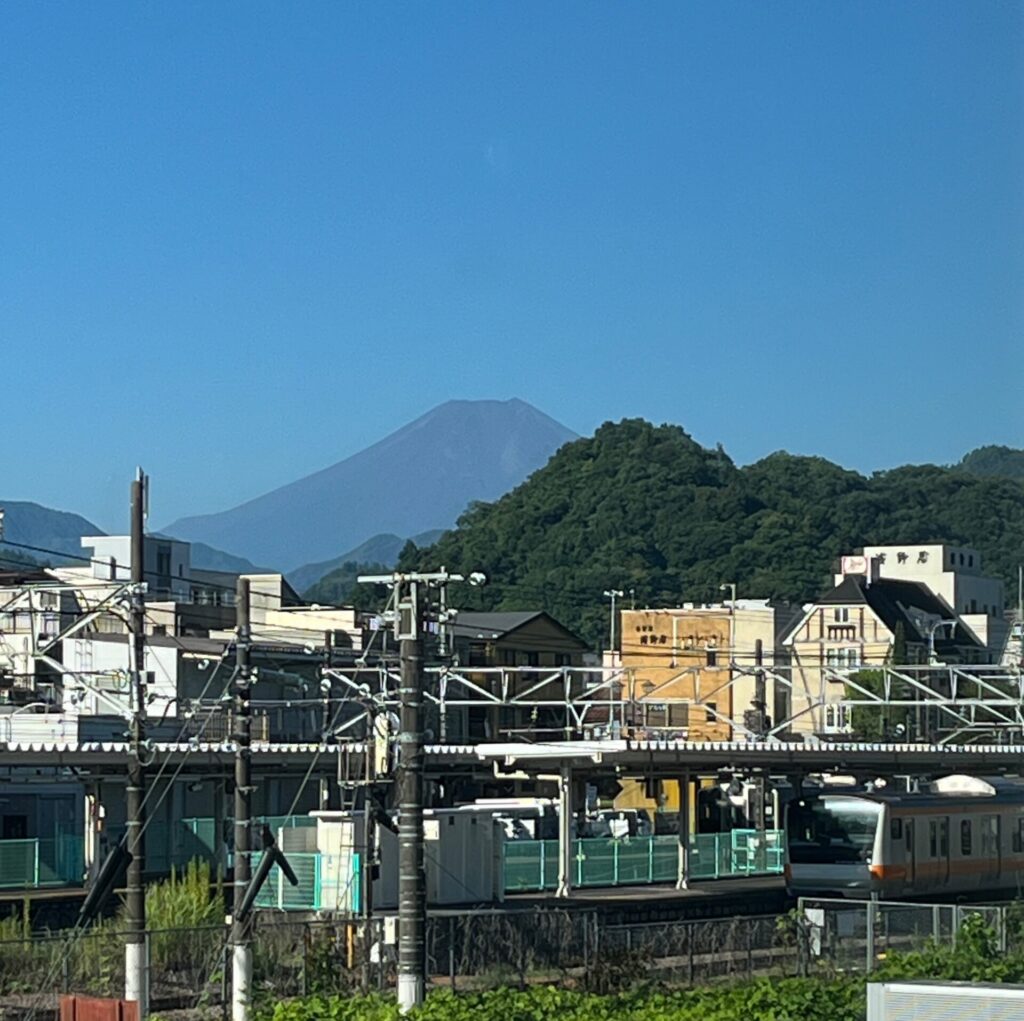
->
<box><xmin>785</xmin><ymin>793</ymin><xmax>887</xmax><ymax>898</ymax></box>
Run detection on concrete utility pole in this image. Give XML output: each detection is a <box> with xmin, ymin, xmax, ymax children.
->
<box><xmin>125</xmin><ymin>470</ymin><xmax>148</xmax><ymax>1015</ymax></box>
<box><xmin>397</xmin><ymin>582</ymin><xmax>425</xmax><ymax>1012</ymax></box>
<box><xmin>603</xmin><ymin>589</ymin><xmax>624</xmax><ymax>653</ymax></box>
<box><xmin>232</xmin><ymin>578</ymin><xmax>253</xmax><ymax>1021</ymax></box>
<box><xmin>356</xmin><ymin>568</ymin><xmax>485</xmax><ymax>1014</ymax></box>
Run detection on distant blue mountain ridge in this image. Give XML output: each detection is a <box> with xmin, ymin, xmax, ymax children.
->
<box><xmin>161</xmin><ymin>398</ymin><xmax>579</xmax><ymax>571</ymax></box>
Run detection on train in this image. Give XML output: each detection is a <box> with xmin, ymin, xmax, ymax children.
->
<box><xmin>785</xmin><ymin>774</ymin><xmax>1024</xmax><ymax>899</ymax></box>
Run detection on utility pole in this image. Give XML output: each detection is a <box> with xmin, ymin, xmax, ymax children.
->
<box><xmin>603</xmin><ymin>589</ymin><xmax>624</xmax><ymax>654</ymax></box>
<box><xmin>397</xmin><ymin>578</ymin><xmax>425</xmax><ymax>1012</ymax></box>
<box><xmin>231</xmin><ymin>577</ymin><xmax>253</xmax><ymax>1021</ymax></box>
<box><xmin>125</xmin><ymin>469</ymin><xmax>148</xmax><ymax>1015</ymax></box>
<box><xmin>357</xmin><ymin>569</ymin><xmax>485</xmax><ymax>1014</ymax></box>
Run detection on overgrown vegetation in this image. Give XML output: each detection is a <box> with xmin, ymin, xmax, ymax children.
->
<box><xmin>0</xmin><ymin>858</ymin><xmax>224</xmax><ymax>997</ymax></box>
<box><xmin>259</xmin><ymin>914</ymin><xmax>1024</xmax><ymax>1021</ymax></box>
<box><xmin>392</xmin><ymin>420</ymin><xmax>1024</xmax><ymax>646</ymax></box>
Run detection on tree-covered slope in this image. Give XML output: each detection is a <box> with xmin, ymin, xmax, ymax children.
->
<box><xmin>399</xmin><ymin>420</ymin><xmax>1024</xmax><ymax>648</ymax></box>
<box><xmin>957</xmin><ymin>445</ymin><xmax>1024</xmax><ymax>480</ymax></box>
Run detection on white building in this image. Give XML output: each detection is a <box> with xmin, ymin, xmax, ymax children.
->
<box><xmin>840</xmin><ymin>544</ymin><xmax>1008</xmax><ymax>659</ymax></box>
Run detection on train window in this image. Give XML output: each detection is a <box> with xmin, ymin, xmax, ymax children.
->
<box><xmin>929</xmin><ymin>818</ymin><xmax>949</xmax><ymax>858</ymax></box>
<box><xmin>982</xmin><ymin>816</ymin><xmax>999</xmax><ymax>857</ymax></box>
<box><xmin>890</xmin><ymin>817</ymin><xmax>903</xmax><ymax>840</ymax></box>
<box><xmin>1014</xmin><ymin>819</ymin><xmax>1024</xmax><ymax>854</ymax></box>
<box><xmin>961</xmin><ymin>819</ymin><xmax>972</xmax><ymax>855</ymax></box>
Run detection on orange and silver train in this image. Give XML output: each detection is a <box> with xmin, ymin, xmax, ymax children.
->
<box><xmin>785</xmin><ymin>775</ymin><xmax>1024</xmax><ymax>899</ymax></box>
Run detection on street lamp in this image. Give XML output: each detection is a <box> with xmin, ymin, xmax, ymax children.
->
<box><xmin>927</xmin><ymin>618</ymin><xmax>958</xmax><ymax>665</ymax></box>
<box><xmin>603</xmin><ymin>589</ymin><xmax>624</xmax><ymax>652</ymax></box>
<box><xmin>719</xmin><ymin>583</ymin><xmax>737</xmax><ymax>664</ymax></box>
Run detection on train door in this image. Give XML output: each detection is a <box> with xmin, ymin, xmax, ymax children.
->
<box><xmin>939</xmin><ymin>817</ymin><xmax>950</xmax><ymax>885</ymax></box>
<box><xmin>904</xmin><ymin>820</ymin><xmax>915</xmax><ymax>888</ymax></box>
<box><xmin>982</xmin><ymin>815</ymin><xmax>1000</xmax><ymax>886</ymax></box>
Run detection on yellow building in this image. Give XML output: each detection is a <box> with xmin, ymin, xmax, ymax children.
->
<box><xmin>614</xmin><ymin>601</ymin><xmax>791</xmax><ymax>813</ymax></box>
<box><xmin>619</xmin><ymin>602</ymin><xmax>784</xmax><ymax>742</ymax></box>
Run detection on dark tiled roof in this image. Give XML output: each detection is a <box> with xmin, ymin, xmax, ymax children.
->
<box><xmin>449</xmin><ymin>611</ymin><xmax>588</xmax><ymax>648</ymax></box>
<box><xmin>821</xmin><ymin>575</ymin><xmax>981</xmax><ymax>649</ymax></box>
<box><xmin>449</xmin><ymin>611</ymin><xmax>546</xmax><ymax>638</ymax></box>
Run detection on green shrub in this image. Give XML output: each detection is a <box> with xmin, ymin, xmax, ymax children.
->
<box><xmin>260</xmin><ymin>980</ymin><xmax>865</xmax><ymax>1021</ymax></box>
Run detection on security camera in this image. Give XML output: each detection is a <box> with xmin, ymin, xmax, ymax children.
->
<box><xmin>319</xmin><ymin>679</ymin><xmax>331</xmax><ymax>695</ymax></box>
<box><xmin>468</xmin><ymin>572</ymin><xmax>487</xmax><ymax>587</ymax></box>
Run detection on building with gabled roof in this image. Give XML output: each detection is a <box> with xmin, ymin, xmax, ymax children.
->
<box><xmin>781</xmin><ymin>569</ymin><xmax>986</xmax><ymax>737</ymax></box>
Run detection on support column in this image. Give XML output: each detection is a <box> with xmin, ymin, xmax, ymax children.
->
<box><xmin>557</xmin><ymin>765</ymin><xmax>573</xmax><ymax>898</ymax></box>
<box><xmin>676</xmin><ymin>771</ymin><xmax>691</xmax><ymax>890</ymax></box>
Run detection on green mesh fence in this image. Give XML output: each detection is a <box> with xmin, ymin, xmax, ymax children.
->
<box><xmin>503</xmin><ymin>830</ymin><xmax>784</xmax><ymax>892</ymax></box>
<box><xmin>0</xmin><ymin>835</ymin><xmax>85</xmax><ymax>888</ymax></box>
<box><xmin>251</xmin><ymin>851</ymin><xmax>322</xmax><ymax>911</ymax></box>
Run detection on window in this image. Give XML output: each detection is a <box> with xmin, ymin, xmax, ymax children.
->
<box><xmin>524</xmin><ymin>651</ymin><xmax>540</xmax><ymax>668</ymax></box>
<box><xmin>826</xmin><ymin>647</ymin><xmax>860</xmax><ymax>669</ymax></box>
<box><xmin>705</xmin><ymin>702</ymin><xmax>717</xmax><ymax>722</ymax></box>
<box><xmin>555</xmin><ymin>653</ymin><xmax>571</xmax><ymax>667</ymax></box>
<box><xmin>706</xmin><ymin>647</ymin><xmax>718</xmax><ymax>667</ymax></box>
<box><xmin>824</xmin><ymin>703</ymin><xmax>851</xmax><ymax>733</ymax></box>
<box><xmin>968</xmin><ymin>555</ymin><xmax>974</xmax><ymax>567</ymax></box>
<box><xmin>961</xmin><ymin>819</ymin><xmax>972</xmax><ymax>855</ymax></box>
<box><xmin>929</xmin><ymin>818</ymin><xmax>949</xmax><ymax>858</ymax></box>
<box><xmin>1014</xmin><ymin>819</ymin><xmax>1024</xmax><ymax>854</ymax></box>
<box><xmin>950</xmin><ymin>553</ymin><xmax>956</xmax><ymax>567</ymax></box>
<box><xmin>981</xmin><ymin>816</ymin><xmax>999</xmax><ymax>857</ymax></box>
<box><xmin>890</xmin><ymin>817</ymin><xmax>903</xmax><ymax>840</ymax></box>
<box><xmin>970</xmin><ymin>599</ymin><xmax>977</xmax><ymax>613</ymax></box>
<box><xmin>156</xmin><ymin>546</ymin><xmax>171</xmax><ymax>577</ymax></box>
<box><xmin>834</xmin><ymin>607</ymin><xmax>850</xmax><ymax>623</ymax></box>
<box><xmin>668</xmin><ymin>703</ymin><xmax>689</xmax><ymax>728</ymax></box>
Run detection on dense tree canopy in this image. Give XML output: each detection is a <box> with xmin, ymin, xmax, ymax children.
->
<box><xmin>957</xmin><ymin>445</ymin><xmax>1024</xmax><ymax>481</ymax></box>
<box><xmin>338</xmin><ymin>421</ymin><xmax>1023</xmax><ymax>649</ymax></box>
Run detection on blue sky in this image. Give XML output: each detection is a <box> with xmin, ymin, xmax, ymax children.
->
<box><xmin>2</xmin><ymin>2</ymin><xmax>1021</xmax><ymax>531</ymax></box>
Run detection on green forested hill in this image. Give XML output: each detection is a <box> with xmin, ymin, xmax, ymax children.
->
<box><xmin>397</xmin><ymin>420</ymin><xmax>1024</xmax><ymax>648</ymax></box>
<box><xmin>957</xmin><ymin>445</ymin><xmax>1024</xmax><ymax>480</ymax></box>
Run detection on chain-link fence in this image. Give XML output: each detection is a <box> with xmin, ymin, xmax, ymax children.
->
<box><xmin>795</xmin><ymin>897</ymin><xmax>1019</xmax><ymax>975</ymax></box>
<box><xmin>0</xmin><ymin>910</ymin><xmax>807</xmax><ymax>1015</ymax></box>
<box><xmin>0</xmin><ymin>899</ymin><xmax>1018</xmax><ymax>1015</ymax></box>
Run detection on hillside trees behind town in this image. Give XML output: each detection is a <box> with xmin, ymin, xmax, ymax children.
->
<box><xmin>957</xmin><ymin>444</ymin><xmax>1024</xmax><ymax>480</ymax></box>
<box><xmin>391</xmin><ymin>420</ymin><xmax>1024</xmax><ymax>648</ymax></box>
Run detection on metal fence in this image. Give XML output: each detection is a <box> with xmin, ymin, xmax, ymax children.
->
<box><xmin>0</xmin><ymin>836</ymin><xmax>84</xmax><ymax>889</ymax></box>
<box><xmin>0</xmin><ymin>910</ymin><xmax>805</xmax><ymax>1013</ymax></box>
<box><xmin>503</xmin><ymin>829</ymin><xmax>784</xmax><ymax>893</ymax></box>
<box><xmin>797</xmin><ymin>897</ymin><xmax>1017</xmax><ymax>974</ymax></box>
<box><xmin>0</xmin><ymin>819</ymin><xmax>781</xmax><ymax>898</ymax></box>
<box><xmin>0</xmin><ymin>899</ymin><xmax>1018</xmax><ymax>1012</ymax></box>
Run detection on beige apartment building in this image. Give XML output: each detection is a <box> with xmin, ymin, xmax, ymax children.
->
<box><xmin>618</xmin><ymin>601</ymin><xmax>790</xmax><ymax>742</ymax></box>
<box><xmin>781</xmin><ymin>546</ymin><xmax>991</xmax><ymax>736</ymax></box>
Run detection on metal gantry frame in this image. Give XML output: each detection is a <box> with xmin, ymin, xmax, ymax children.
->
<box><xmin>321</xmin><ymin>661</ymin><xmax>1024</xmax><ymax>745</ymax></box>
